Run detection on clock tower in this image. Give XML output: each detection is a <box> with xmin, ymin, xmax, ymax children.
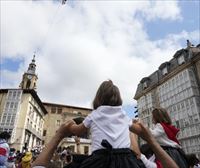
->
<box><xmin>19</xmin><ymin>55</ymin><xmax>38</xmax><ymax>90</ymax></box>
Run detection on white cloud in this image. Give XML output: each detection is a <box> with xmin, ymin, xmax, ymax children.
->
<box><xmin>1</xmin><ymin>1</ymin><xmax>198</xmax><ymax>108</ymax></box>
<box><xmin>141</xmin><ymin>1</ymin><xmax>182</xmax><ymax>21</ymax></box>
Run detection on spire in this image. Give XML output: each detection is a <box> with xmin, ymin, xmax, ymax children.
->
<box><xmin>32</xmin><ymin>54</ymin><xmax>36</xmax><ymax>63</ymax></box>
<box><xmin>27</xmin><ymin>54</ymin><xmax>36</xmax><ymax>74</ymax></box>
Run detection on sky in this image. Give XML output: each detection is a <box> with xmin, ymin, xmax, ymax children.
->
<box><xmin>0</xmin><ymin>0</ymin><xmax>200</xmax><ymax>118</ymax></box>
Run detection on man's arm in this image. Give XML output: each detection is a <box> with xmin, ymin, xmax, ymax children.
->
<box><xmin>69</xmin><ymin>123</ymin><xmax>88</xmax><ymax>136</ymax></box>
<box><xmin>129</xmin><ymin>121</ymin><xmax>179</xmax><ymax>168</ymax></box>
<box><xmin>129</xmin><ymin>132</ymin><xmax>141</xmax><ymax>157</ymax></box>
<box><xmin>32</xmin><ymin>120</ymin><xmax>74</xmax><ymax>167</ymax></box>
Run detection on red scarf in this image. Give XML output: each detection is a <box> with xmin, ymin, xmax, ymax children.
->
<box><xmin>155</xmin><ymin>160</ymin><xmax>163</xmax><ymax>168</ymax></box>
<box><xmin>160</xmin><ymin>123</ymin><xmax>180</xmax><ymax>145</ymax></box>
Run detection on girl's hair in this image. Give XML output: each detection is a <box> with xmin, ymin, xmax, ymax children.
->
<box><xmin>186</xmin><ymin>154</ymin><xmax>200</xmax><ymax>166</ymax></box>
<box><xmin>93</xmin><ymin>80</ymin><xmax>122</xmax><ymax>109</ymax></box>
<box><xmin>152</xmin><ymin>107</ymin><xmax>172</xmax><ymax>124</ymax></box>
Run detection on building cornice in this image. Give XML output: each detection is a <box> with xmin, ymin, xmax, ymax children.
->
<box><xmin>43</xmin><ymin>102</ymin><xmax>93</xmax><ymax>111</ymax></box>
<box><xmin>0</xmin><ymin>89</ymin><xmax>48</xmax><ymax>115</ymax></box>
<box><xmin>134</xmin><ymin>51</ymin><xmax>200</xmax><ymax>100</ymax></box>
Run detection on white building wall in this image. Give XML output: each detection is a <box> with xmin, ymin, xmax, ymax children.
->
<box><xmin>0</xmin><ymin>90</ymin><xmax>22</xmax><ymax>143</ymax></box>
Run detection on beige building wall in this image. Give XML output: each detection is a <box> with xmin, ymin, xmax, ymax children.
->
<box><xmin>60</xmin><ymin>138</ymin><xmax>91</xmax><ymax>155</ymax></box>
<box><xmin>43</xmin><ymin>103</ymin><xmax>92</xmax><ymax>154</ymax></box>
<box><xmin>0</xmin><ymin>89</ymin><xmax>47</xmax><ymax>151</ymax></box>
<box><xmin>13</xmin><ymin>94</ymin><xmax>30</xmax><ymax>150</ymax></box>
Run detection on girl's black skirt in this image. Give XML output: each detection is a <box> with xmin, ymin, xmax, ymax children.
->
<box><xmin>162</xmin><ymin>146</ymin><xmax>189</xmax><ymax>168</ymax></box>
<box><xmin>79</xmin><ymin>140</ymin><xmax>146</xmax><ymax>168</ymax></box>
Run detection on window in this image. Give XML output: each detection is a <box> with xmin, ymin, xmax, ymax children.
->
<box><xmin>143</xmin><ymin>82</ymin><xmax>148</xmax><ymax>89</ymax></box>
<box><xmin>69</xmin><ymin>145</ymin><xmax>75</xmax><ymax>152</ymax></box>
<box><xmin>84</xmin><ymin>146</ymin><xmax>89</xmax><ymax>155</ymax></box>
<box><xmin>6</xmin><ymin>115</ymin><xmax>11</xmax><ymax>124</ymax></box>
<box><xmin>162</xmin><ymin>67</ymin><xmax>168</xmax><ymax>75</ymax></box>
<box><xmin>17</xmin><ymin>91</ymin><xmax>21</xmax><ymax>99</ymax></box>
<box><xmin>14</xmin><ymin>102</ymin><xmax>18</xmax><ymax>109</ymax></box>
<box><xmin>57</xmin><ymin>108</ymin><xmax>62</xmax><ymax>114</ymax></box>
<box><xmin>5</xmin><ymin>102</ymin><xmax>10</xmax><ymax>109</ymax></box>
<box><xmin>43</xmin><ymin>130</ymin><xmax>47</xmax><ymax>136</ymax></box>
<box><xmin>10</xmin><ymin>102</ymin><xmax>14</xmax><ymax>109</ymax></box>
<box><xmin>11</xmin><ymin>115</ymin><xmax>15</xmax><ymax>125</ymax></box>
<box><xmin>51</xmin><ymin>107</ymin><xmax>56</xmax><ymax>113</ymax></box>
<box><xmin>56</xmin><ymin>120</ymin><xmax>61</xmax><ymax>126</ymax></box>
<box><xmin>13</xmin><ymin>91</ymin><xmax>16</xmax><ymax>99</ymax></box>
<box><xmin>8</xmin><ymin>91</ymin><xmax>12</xmax><ymax>99</ymax></box>
<box><xmin>178</xmin><ymin>55</ymin><xmax>185</xmax><ymax>65</ymax></box>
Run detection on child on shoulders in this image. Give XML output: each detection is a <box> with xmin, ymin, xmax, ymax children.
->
<box><xmin>68</xmin><ymin>80</ymin><xmax>145</xmax><ymax>168</ymax></box>
<box><xmin>150</xmin><ymin>107</ymin><xmax>188</xmax><ymax>168</ymax></box>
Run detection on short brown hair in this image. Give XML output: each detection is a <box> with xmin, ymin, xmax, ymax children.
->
<box><xmin>152</xmin><ymin>107</ymin><xmax>172</xmax><ymax>124</ymax></box>
<box><xmin>93</xmin><ymin>80</ymin><xmax>122</xmax><ymax>109</ymax></box>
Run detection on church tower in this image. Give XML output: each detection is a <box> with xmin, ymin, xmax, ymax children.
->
<box><xmin>20</xmin><ymin>55</ymin><xmax>38</xmax><ymax>90</ymax></box>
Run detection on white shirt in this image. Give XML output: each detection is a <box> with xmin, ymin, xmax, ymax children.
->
<box><xmin>83</xmin><ymin>106</ymin><xmax>132</xmax><ymax>152</ymax></box>
<box><xmin>150</xmin><ymin>123</ymin><xmax>180</xmax><ymax>148</ymax></box>
<box><xmin>194</xmin><ymin>164</ymin><xmax>200</xmax><ymax>168</ymax></box>
<box><xmin>140</xmin><ymin>154</ymin><xmax>157</xmax><ymax>168</ymax></box>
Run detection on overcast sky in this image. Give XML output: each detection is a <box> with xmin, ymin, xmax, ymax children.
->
<box><xmin>1</xmin><ymin>0</ymin><xmax>200</xmax><ymax>117</ymax></box>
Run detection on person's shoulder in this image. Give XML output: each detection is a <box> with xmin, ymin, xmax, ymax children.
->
<box><xmin>155</xmin><ymin>123</ymin><xmax>163</xmax><ymax>128</ymax></box>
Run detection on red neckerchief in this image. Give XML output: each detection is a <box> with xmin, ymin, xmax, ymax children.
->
<box><xmin>155</xmin><ymin>160</ymin><xmax>163</xmax><ymax>168</ymax></box>
<box><xmin>160</xmin><ymin>122</ymin><xmax>180</xmax><ymax>145</ymax></box>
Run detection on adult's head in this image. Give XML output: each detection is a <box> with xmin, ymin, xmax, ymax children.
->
<box><xmin>152</xmin><ymin>107</ymin><xmax>172</xmax><ymax>124</ymax></box>
<box><xmin>0</xmin><ymin>131</ymin><xmax>11</xmax><ymax>141</ymax></box>
<box><xmin>93</xmin><ymin>80</ymin><xmax>122</xmax><ymax>109</ymax></box>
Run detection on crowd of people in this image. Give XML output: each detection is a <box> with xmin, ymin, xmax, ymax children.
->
<box><xmin>1</xmin><ymin>80</ymin><xmax>200</xmax><ymax>168</ymax></box>
<box><xmin>0</xmin><ymin>130</ymin><xmax>84</xmax><ymax>168</ymax></box>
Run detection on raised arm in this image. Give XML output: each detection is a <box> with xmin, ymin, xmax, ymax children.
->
<box><xmin>129</xmin><ymin>132</ymin><xmax>141</xmax><ymax>157</ymax></box>
<box><xmin>129</xmin><ymin>121</ymin><xmax>179</xmax><ymax>168</ymax></box>
<box><xmin>32</xmin><ymin>120</ymin><xmax>74</xmax><ymax>167</ymax></box>
<box><xmin>69</xmin><ymin>123</ymin><xmax>88</xmax><ymax>136</ymax></box>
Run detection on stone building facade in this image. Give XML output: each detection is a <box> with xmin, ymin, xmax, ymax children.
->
<box><xmin>134</xmin><ymin>42</ymin><xmax>200</xmax><ymax>158</ymax></box>
<box><xmin>0</xmin><ymin>89</ymin><xmax>47</xmax><ymax>151</ymax></box>
<box><xmin>43</xmin><ymin>102</ymin><xmax>92</xmax><ymax>154</ymax></box>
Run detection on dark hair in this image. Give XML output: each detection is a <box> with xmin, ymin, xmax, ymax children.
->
<box><xmin>186</xmin><ymin>154</ymin><xmax>200</xmax><ymax>166</ymax></box>
<box><xmin>140</xmin><ymin>144</ymin><xmax>154</xmax><ymax>159</ymax></box>
<box><xmin>93</xmin><ymin>80</ymin><xmax>122</xmax><ymax>109</ymax></box>
<box><xmin>152</xmin><ymin>107</ymin><xmax>172</xmax><ymax>124</ymax></box>
<box><xmin>0</xmin><ymin>131</ymin><xmax>11</xmax><ymax>140</ymax></box>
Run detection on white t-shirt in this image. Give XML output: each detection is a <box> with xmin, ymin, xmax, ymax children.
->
<box><xmin>83</xmin><ymin>105</ymin><xmax>132</xmax><ymax>152</ymax></box>
<box><xmin>150</xmin><ymin>123</ymin><xmax>180</xmax><ymax>148</ymax></box>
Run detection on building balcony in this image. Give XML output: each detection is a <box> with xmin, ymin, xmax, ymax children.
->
<box><xmin>26</xmin><ymin>123</ymin><xmax>43</xmax><ymax>140</ymax></box>
<box><xmin>63</xmin><ymin>137</ymin><xmax>91</xmax><ymax>144</ymax></box>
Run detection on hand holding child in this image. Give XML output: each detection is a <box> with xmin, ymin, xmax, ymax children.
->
<box><xmin>56</xmin><ymin>120</ymin><xmax>76</xmax><ymax>139</ymax></box>
<box><xmin>129</xmin><ymin>120</ymin><xmax>154</xmax><ymax>143</ymax></box>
